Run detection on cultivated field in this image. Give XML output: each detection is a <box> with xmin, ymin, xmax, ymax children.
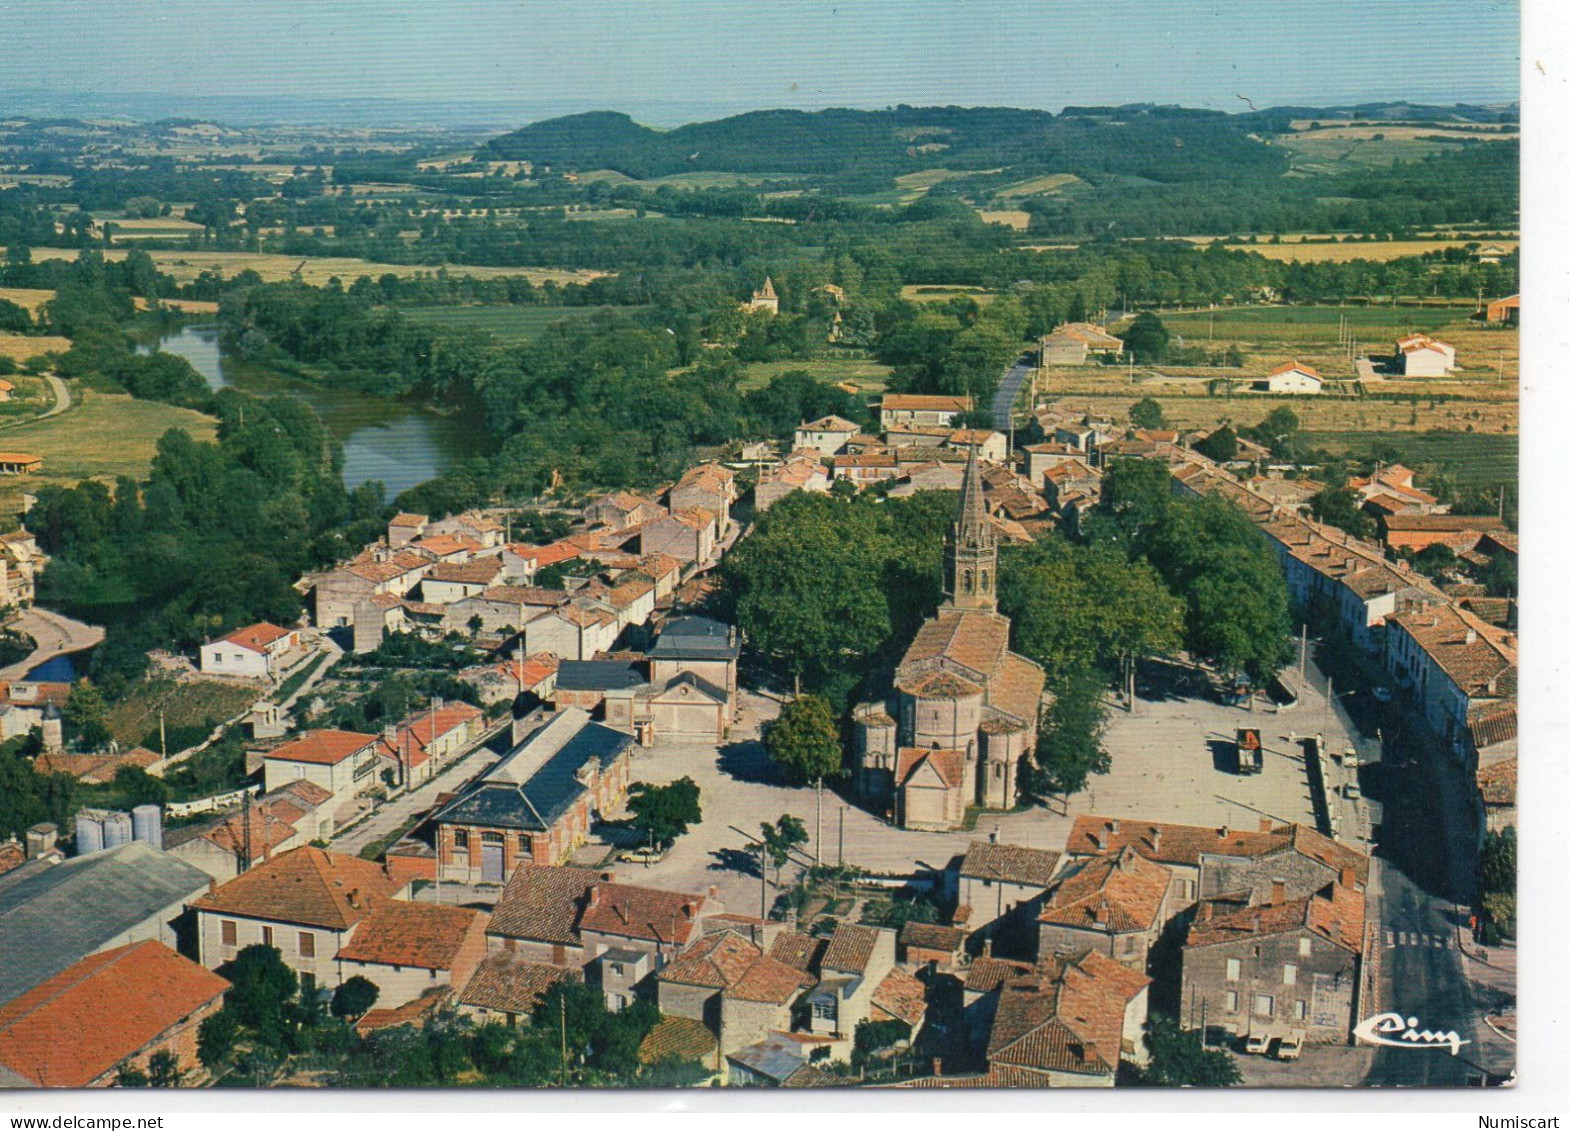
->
<box><xmin>0</xmin><ymin>332</ymin><xmax>70</xmax><ymax>362</ymax></box>
<box><xmin>734</xmin><ymin>357</ymin><xmax>894</xmax><ymax>394</ymax></box>
<box><xmin>0</xmin><ymin>288</ymin><xmax>55</xmax><ymax>315</ymax></box>
<box><xmin>977</xmin><ymin>210</ymin><xmax>1032</xmax><ymax>230</ymax></box>
<box><xmin>0</xmin><ymin>391</ymin><xmax>218</xmax><ymax>515</ymax></box>
<box><xmin>899</xmin><ymin>284</ymin><xmax>996</xmax><ymax>305</ymax></box>
<box><xmin>0</xmin><ymin>247</ymin><xmax>609</xmax><ymax>286</ymax></box>
<box><xmin>1184</xmin><ymin>237</ymin><xmax>1518</xmax><ymax>263</ymax></box>
<box><xmin>399</xmin><ymin>304</ymin><xmax>642</xmax><ymax>343</ymax></box>
<box><xmin>994</xmin><ymin>172</ymin><xmax>1082</xmax><ymax>198</ymax></box>
<box><xmin>105</xmin><ymin>677</ymin><xmax>261</xmax><ymax>750</ymax></box>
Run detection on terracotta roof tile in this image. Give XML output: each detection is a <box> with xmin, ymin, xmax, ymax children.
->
<box><xmin>899</xmin><ymin>921</ymin><xmax>967</xmax><ymax>954</ymax></box>
<box><xmin>638</xmin><ymin>1015</ymin><xmax>718</xmax><ymax>1066</ymax></box>
<box><xmin>870</xmin><ymin>966</ymin><xmax>928</xmax><ymax>1027</ymax></box>
<box><xmin>1038</xmin><ymin>848</ymin><xmax>1170</xmax><ymax>933</ymax></box>
<box><xmin>337</xmin><ymin>902</ymin><xmax>486</xmax><ymax>969</ymax></box>
<box><xmin>821</xmin><ymin>923</ymin><xmax>884</xmax><ymax>975</ymax></box>
<box><xmin>217</xmin><ymin>622</ymin><xmax>292</xmax><ymax>653</ymax></box>
<box><xmin>578</xmin><ymin>882</ymin><xmax>708</xmax><ymax>947</ymax></box>
<box><xmin>192</xmin><ymin>846</ymin><xmax>399</xmax><ymax>930</ymax></box>
<box><xmin>1187</xmin><ymin>883</ymin><xmax>1364</xmax><ymax>952</ymax></box>
<box><xmin>459</xmin><ymin>952</ymin><xmax>579</xmax><ymax>1017</ymax></box>
<box><xmin>894</xmin><ymin>747</ymin><xmax>965</xmax><ymax>790</ymax></box>
<box><xmin>487</xmin><ymin>864</ymin><xmax>599</xmax><ymax>945</ymax></box>
<box><xmin>0</xmin><ymin>941</ymin><xmax>229</xmax><ymax>1088</ymax></box>
<box><xmin>265</xmin><ymin>729</ymin><xmax>378</xmax><ymax>767</ymax></box>
<box><xmin>960</xmin><ymin>840</ymin><xmax>1061</xmax><ymax>888</ymax></box>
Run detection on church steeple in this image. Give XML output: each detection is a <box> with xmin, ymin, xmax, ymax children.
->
<box><xmin>944</xmin><ymin>444</ymin><xmax>997</xmax><ymax>610</ymax></box>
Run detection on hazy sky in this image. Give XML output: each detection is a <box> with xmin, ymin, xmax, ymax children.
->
<box><xmin>0</xmin><ymin>0</ymin><xmax>1520</xmax><ymax>122</ymax></box>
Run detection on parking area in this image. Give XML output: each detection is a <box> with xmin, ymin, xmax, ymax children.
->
<box><xmin>602</xmin><ymin>656</ymin><xmax>1372</xmax><ymax>909</ymax></box>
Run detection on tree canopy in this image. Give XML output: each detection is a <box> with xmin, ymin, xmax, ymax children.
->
<box><xmin>764</xmin><ymin>694</ymin><xmax>844</xmax><ymax>785</ymax></box>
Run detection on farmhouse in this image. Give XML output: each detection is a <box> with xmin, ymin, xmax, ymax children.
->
<box><xmin>198</xmin><ymin>622</ymin><xmax>300</xmax><ymax>680</ymax></box>
<box><xmin>879</xmin><ymin>393</ymin><xmax>973</xmax><ymax>431</ymax></box>
<box><xmin>1394</xmin><ymin>333</ymin><xmax>1457</xmax><ymax>376</ymax></box>
<box><xmin>1039</xmin><ymin>322</ymin><xmax>1125</xmax><ymax>364</ymax></box>
<box><xmin>260</xmin><ymin>730</ymin><xmax>383</xmax><ymax>830</ymax></box>
<box><xmin>335</xmin><ymin>902</ymin><xmax>490</xmax><ymax>1009</ymax></box>
<box><xmin>0</xmin><ymin>941</ymin><xmax>229</xmax><ymax>1088</ymax></box>
<box><xmin>1257</xmin><ymin>361</ymin><xmax>1323</xmax><ymax>395</ymax></box>
<box><xmin>1484</xmin><ymin>294</ymin><xmax>1519</xmax><ymax>325</ymax></box>
<box><xmin>792</xmin><ymin>415</ymin><xmax>860</xmax><ymax>457</ymax></box>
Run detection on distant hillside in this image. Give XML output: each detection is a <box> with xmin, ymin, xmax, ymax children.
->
<box><xmin>483</xmin><ymin>105</ymin><xmax>1289</xmax><ymax>184</ymax></box>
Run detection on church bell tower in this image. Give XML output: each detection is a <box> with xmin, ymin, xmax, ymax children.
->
<box><xmin>944</xmin><ymin>445</ymin><xmax>997</xmax><ymax>611</ymax></box>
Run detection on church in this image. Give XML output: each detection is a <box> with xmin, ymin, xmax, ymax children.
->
<box><xmin>854</xmin><ymin>448</ymin><xmax>1048</xmax><ymax>831</ymax></box>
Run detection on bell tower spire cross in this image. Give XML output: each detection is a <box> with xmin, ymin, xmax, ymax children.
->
<box><xmin>944</xmin><ymin>444</ymin><xmax>997</xmax><ymax>610</ymax></box>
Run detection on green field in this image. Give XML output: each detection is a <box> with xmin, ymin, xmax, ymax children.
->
<box><xmin>1299</xmin><ymin>430</ymin><xmax>1517</xmax><ymax>487</ymax></box>
<box><xmin>735</xmin><ymin>357</ymin><xmax>894</xmax><ymax>393</ymax></box>
<box><xmin>400</xmin><ymin>304</ymin><xmax>644</xmax><ymax>343</ymax></box>
<box><xmin>1160</xmin><ymin>304</ymin><xmax>1469</xmax><ymax>348</ymax></box>
<box><xmin>105</xmin><ymin>677</ymin><xmax>261</xmax><ymax>751</ymax></box>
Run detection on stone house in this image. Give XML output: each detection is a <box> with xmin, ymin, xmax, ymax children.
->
<box><xmin>1035</xmin><ymin>848</ymin><xmax>1172</xmax><ymax>970</ymax></box>
<box><xmin>802</xmin><ymin>923</ymin><xmax>897</xmax><ymax>1061</ymax></box>
<box><xmin>793</xmin><ymin>416</ymin><xmax>860</xmax><ymax>457</ymax></box>
<box><xmin>657</xmin><ymin>930</ymin><xmax>815</xmax><ymax>1054</ymax></box>
<box><xmin>642</xmin><ymin>508</ymin><xmax>718</xmax><ymax>566</ymax></box>
<box><xmin>879</xmin><ymin>394</ymin><xmax>973</xmax><ymax>432</ymax></box>
<box><xmin>261</xmin><ymin>730</ymin><xmax>382</xmax><ymax>830</ymax></box>
<box><xmin>335</xmin><ymin>902</ymin><xmax>491</xmax><ymax>1009</ymax></box>
<box><xmin>1180</xmin><ymin>881</ymin><xmax>1365</xmax><ymax>1044</ymax></box>
<box><xmin>523</xmin><ymin>603</ymin><xmax>621</xmax><ymax>661</ymax></box>
<box><xmin>190</xmin><ymin>846</ymin><xmax>404</xmax><ymax>993</ymax></box>
<box><xmin>198</xmin><ymin>622</ymin><xmax>300</xmax><ymax>680</ymax></box>
<box><xmin>953</xmin><ymin>839</ymin><xmax>1062</xmax><ymax>938</ymax></box>
<box><xmin>668</xmin><ymin>464</ymin><xmax>737</xmax><ymax>532</ymax></box>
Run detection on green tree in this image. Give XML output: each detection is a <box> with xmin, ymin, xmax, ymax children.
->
<box><xmin>62</xmin><ymin>678</ymin><xmax>112</xmax><ymax>751</ymax></box>
<box><xmin>1095</xmin><ymin>458</ymin><xmax>1174</xmax><ymax>556</ymax></box>
<box><xmin>1148</xmin><ymin>495</ymin><xmax>1293</xmax><ymax>682</ymax></box>
<box><xmin>197</xmin><ymin>1008</ymin><xmax>240</xmax><ymax>1071</ymax></box>
<box><xmin>764</xmin><ymin>694</ymin><xmax>843</xmax><ymax>785</ymax></box>
<box><xmin>1309</xmin><ymin>487</ymin><xmax>1373</xmax><ymax>540</ymax></box>
<box><xmin>625</xmin><ymin>776</ymin><xmax>702</xmax><ymax>852</ymax></box>
<box><xmin>1129</xmin><ymin>396</ymin><xmax>1167</xmax><ymax>430</ymax></box>
<box><xmin>759</xmin><ymin>814</ymin><xmax>810</xmax><ymax>915</ymax></box>
<box><xmin>215</xmin><ymin>945</ymin><xmax>298</xmax><ymax>1040</ymax></box>
<box><xmin>998</xmin><ymin>536</ymin><xmax>1182</xmax><ymax>678</ymax></box>
<box><xmin>1481</xmin><ymin>827</ymin><xmax>1516</xmax><ymax>896</ymax></box>
<box><xmin>1122</xmin><ymin>312</ymin><xmax>1170</xmax><ymax>363</ymax></box>
<box><xmin>146</xmin><ymin>1049</ymin><xmax>185</xmax><ymax>1088</ymax></box>
<box><xmin>1126</xmin><ymin>1014</ymin><xmax>1241</xmax><ymax>1087</ymax></box>
<box><xmin>331</xmin><ymin>975</ymin><xmax>381</xmax><ymax>1020</ymax></box>
<box><xmin>1195</xmin><ymin>424</ymin><xmax>1239</xmax><ymax>463</ymax></box>
<box><xmin>1032</xmin><ymin>666</ymin><xmax>1111</xmax><ymax>795</ymax></box>
<box><xmin>112</xmin><ymin>764</ymin><xmax>169</xmax><ymax>807</ymax></box>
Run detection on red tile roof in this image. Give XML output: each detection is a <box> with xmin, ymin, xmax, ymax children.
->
<box><xmin>337</xmin><ymin>901</ymin><xmax>486</xmax><ymax>970</ymax></box>
<box><xmin>1187</xmin><ymin>883</ymin><xmax>1365</xmax><ymax>952</ymax></box>
<box><xmin>1038</xmin><ymin>848</ymin><xmax>1170</xmax><ymax>934</ymax></box>
<box><xmin>894</xmin><ymin>746</ymin><xmax>965</xmax><ymax>791</ymax></box>
<box><xmin>870</xmin><ymin>967</ymin><xmax>928</xmax><ymax>1027</ymax></box>
<box><xmin>265</xmin><ymin>729</ymin><xmax>379</xmax><ymax>766</ymax></box>
<box><xmin>0</xmin><ymin>941</ymin><xmax>229</xmax><ymax>1088</ymax></box>
<box><xmin>218</xmin><ymin>622</ymin><xmax>292</xmax><ymax>653</ymax></box>
<box><xmin>985</xmin><ymin>950</ymin><xmax>1150</xmax><ymax>1078</ymax></box>
<box><xmin>459</xmin><ymin>952</ymin><xmax>580</xmax><ymax>1017</ymax></box>
<box><xmin>578</xmin><ymin>882</ymin><xmax>708</xmax><ymax>947</ymax></box>
<box><xmin>192</xmin><ymin>846</ymin><xmax>399</xmax><ymax>930</ymax></box>
<box><xmin>821</xmin><ymin>923</ymin><xmax>885</xmax><ymax>975</ymax></box>
<box><xmin>960</xmin><ymin>840</ymin><xmax>1061</xmax><ymax>887</ymax></box>
<box><xmin>487</xmin><ymin>864</ymin><xmax>599</xmax><ymax>945</ymax></box>
<box><xmin>882</xmin><ymin>394</ymin><xmax>973</xmax><ymax>413</ymax></box>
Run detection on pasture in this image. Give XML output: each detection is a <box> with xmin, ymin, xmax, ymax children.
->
<box><xmin>0</xmin><ymin>391</ymin><xmax>218</xmax><ymax>516</ymax></box>
<box><xmin>1299</xmin><ymin>430</ymin><xmax>1517</xmax><ymax>488</ymax></box>
<box><xmin>1186</xmin><ymin>237</ymin><xmax>1518</xmax><ymax>263</ymax></box>
<box><xmin>0</xmin><ymin>332</ymin><xmax>70</xmax><ymax>362</ymax></box>
<box><xmin>734</xmin><ymin>357</ymin><xmax>894</xmax><ymax>394</ymax></box>
<box><xmin>2</xmin><ymin>247</ymin><xmax>609</xmax><ymax>286</ymax></box>
<box><xmin>399</xmin><ymin>304</ymin><xmax>642</xmax><ymax>343</ymax></box>
<box><xmin>995</xmin><ymin>173</ymin><xmax>1083</xmax><ymax>198</ymax></box>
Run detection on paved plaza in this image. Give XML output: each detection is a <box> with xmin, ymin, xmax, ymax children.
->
<box><xmin>608</xmin><ymin>656</ymin><xmax>1372</xmax><ymax>910</ymax></box>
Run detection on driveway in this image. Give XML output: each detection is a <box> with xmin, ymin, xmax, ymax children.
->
<box><xmin>990</xmin><ymin>355</ymin><xmax>1034</xmax><ymax>432</ymax></box>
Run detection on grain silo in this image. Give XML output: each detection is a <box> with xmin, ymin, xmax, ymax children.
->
<box><xmin>131</xmin><ymin>804</ymin><xmax>163</xmax><ymax>850</ymax></box>
<box><xmin>74</xmin><ymin>810</ymin><xmax>105</xmax><ymax>856</ymax></box>
<box><xmin>101</xmin><ymin>809</ymin><xmax>133</xmax><ymax>850</ymax></box>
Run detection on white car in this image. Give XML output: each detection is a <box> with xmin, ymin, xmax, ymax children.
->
<box><xmin>1275</xmin><ymin>1033</ymin><xmax>1305</xmax><ymax>1060</ymax></box>
<box><xmin>1244</xmin><ymin>1033</ymin><xmax>1274</xmax><ymax>1055</ymax></box>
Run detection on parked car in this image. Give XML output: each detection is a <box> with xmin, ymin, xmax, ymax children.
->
<box><xmin>1275</xmin><ymin>1033</ymin><xmax>1305</xmax><ymax>1060</ymax></box>
<box><xmin>620</xmin><ymin>846</ymin><xmax>667</xmax><ymax>865</ymax></box>
<box><xmin>1244</xmin><ymin>1033</ymin><xmax>1274</xmax><ymax>1055</ymax></box>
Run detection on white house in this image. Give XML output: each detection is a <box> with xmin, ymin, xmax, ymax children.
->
<box><xmin>523</xmin><ymin>604</ymin><xmax>621</xmax><ymax>662</ymax></box>
<box><xmin>1395</xmin><ymin>334</ymin><xmax>1457</xmax><ymax>377</ymax></box>
<box><xmin>1260</xmin><ymin>361</ymin><xmax>1323</xmax><ymax>395</ymax></box>
<box><xmin>261</xmin><ymin>730</ymin><xmax>383</xmax><ymax>827</ymax></box>
<box><xmin>199</xmin><ymin>623</ymin><xmax>300</xmax><ymax>680</ymax></box>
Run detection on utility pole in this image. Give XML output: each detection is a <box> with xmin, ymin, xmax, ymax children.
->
<box><xmin>1300</xmin><ymin>623</ymin><xmax>1309</xmax><ymax>679</ymax></box>
<box><xmin>158</xmin><ymin>709</ymin><xmax>167</xmax><ymax>761</ymax></box>
<box><xmin>837</xmin><ymin>805</ymin><xmax>844</xmax><ymax>866</ymax></box>
<box><xmin>814</xmin><ymin>779</ymin><xmax>822</xmax><ymax>864</ymax></box>
<box><xmin>558</xmin><ymin>993</ymin><xmax>568</xmax><ymax>1088</ymax></box>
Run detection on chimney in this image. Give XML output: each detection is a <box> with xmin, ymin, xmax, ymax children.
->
<box><xmin>601</xmin><ymin>870</ymin><xmax>616</xmax><ymax>883</ymax></box>
<box><xmin>1270</xmin><ymin>880</ymin><xmax>1286</xmax><ymax>905</ymax></box>
<box><xmin>347</xmin><ymin>888</ymin><xmax>360</xmax><ymax>909</ymax></box>
<box><xmin>1219</xmin><ymin>825</ymin><xmax>1229</xmax><ymax>839</ymax></box>
<box><xmin>1340</xmin><ymin>867</ymin><xmax>1359</xmax><ymax>889</ymax></box>
<box><xmin>982</xmin><ymin>937</ymin><xmax>993</xmax><ymax>958</ymax></box>
<box><xmin>989</xmin><ymin>829</ymin><xmax>998</xmax><ymax>844</ymax></box>
<box><xmin>1109</xmin><ymin>818</ymin><xmax>1120</xmax><ymax>834</ymax></box>
<box><xmin>1465</xmin><ymin>628</ymin><xmax>1478</xmax><ymax>645</ymax></box>
<box><xmin>588</xmin><ymin>886</ymin><xmax>603</xmax><ymax>907</ymax></box>
<box><xmin>24</xmin><ymin>822</ymin><xmax>57</xmax><ymax>860</ymax></box>
<box><xmin>708</xmin><ymin>885</ymin><xmax>719</xmax><ymax>899</ymax></box>
<box><xmin>1259</xmin><ymin>817</ymin><xmax>1272</xmax><ymax>832</ymax></box>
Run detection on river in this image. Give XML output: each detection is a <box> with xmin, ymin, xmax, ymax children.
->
<box><xmin>146</xmin><ymin>324</ymin><xmax>492</xmax><ymax>497</ymax></box>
